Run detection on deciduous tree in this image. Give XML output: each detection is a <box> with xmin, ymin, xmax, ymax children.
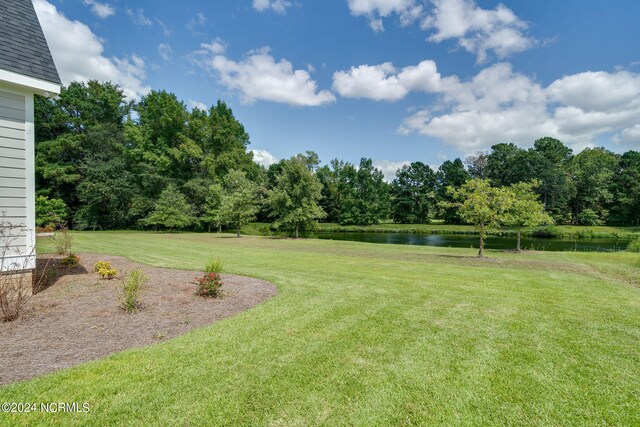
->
<box><xmin>266</xmin><ymin>156</ymin><xmax>325</xmax><ymax>237</ymax></box>
<box><xmin>503</xmin><ymin>181</ymin><xmax>554</xmax><ymax>251</ymax></box>
<box><xmin>218</xmin><ymin>171</ymin><xmax>260</xmax><ymax>237</ymax></box>
<box><xmin>448</xmin><ymin>179</ymin><xmax>511</xmax><ymax>257</ymax></box>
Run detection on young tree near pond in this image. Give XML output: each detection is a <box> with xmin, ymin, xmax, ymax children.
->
<box><xmin>503</xmin><ymin>181</ymin><xmax>554</xmax><ymax>251</ymax></box>
<box><xmin>447</xmin><ymin>179</ymin><xmax>511</xmax><ymax>257</ymax></box>
<box><xmin>141</xmin><ymin>183</ymin><xmax>195</xmax><ymax>230</ymax></box>
<box><xmin>267</xmin><ymin>155</ymin><xmax>325</xmax><ymax>238</ymax></box>
<box><xmin>202</xmin><ymin>183</ymin><xmax>224</xmax><ymax>232</ymax></box>
<box><xmin>218</xmin><ymin>171</ymin><xmax>260</xmax><ymax>237</ymax></box>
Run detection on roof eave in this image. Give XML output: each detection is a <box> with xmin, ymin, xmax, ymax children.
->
<box><xmin>0</xmin><ymin>68</ymin><xmax>61</xmax><ymax>97</ymax></box>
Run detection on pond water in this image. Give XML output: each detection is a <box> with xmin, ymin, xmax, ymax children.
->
<box><xmin>315</xmin><ymin>231</ymin><xmax>631</xmax><ymax>252</ymax></box>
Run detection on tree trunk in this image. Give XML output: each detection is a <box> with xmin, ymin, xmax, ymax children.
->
<box><xmin>478</xmin><ymin>223</ymin><xmax>484</xmax><ymax>258</ymax></box>
<box><xmin>517</xmin><ymin>227</ymin><xmax>522</xmax><ymax>252</ymax></box>
<box><xmin>218</xmin><ymin>224</ymin><xmax>222</xmax><ymax>233</ymax></box>
<box><xmin>295</xmin><ymin>225</ymin><xmax>299</xmax><ymax>239</ymax></box>
<box><xmin>236</xmin><ymin>225</ymin><xmax>240</xmax><ymax>237</ymax></box>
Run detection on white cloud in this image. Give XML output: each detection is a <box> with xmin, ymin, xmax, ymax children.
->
<box><xmin>547</xmin><ymin>71</ymin><xmax>640</xmax><ymax>113</ymax></box>
<box><xmin>34</xmin><ymin>0</ymin><xmax>150</xmax><ymax>99</ymax></box>
<box><xmin>422</xmin><ymin>0</ymin><xmax>532</xmax><ymax>62</ymax></box>
<box><xmin>201</xmin><ymin>39</ymin><xmax>227</xmax><ymax>55</ymax></box>
<box><xmin>82</xmin><ymin>0</ymin><xmax>115</xmax><ymax>19</ymax></box>
<box><xmin>253</xmin><ymin>0</ymin><xmax>294</xmax><ymax>14</ymax></box>
<box><xmin>347</xmin><ymin>0</ymin><xmax>533</xmax><ymax>62</ymax></box>
<box><xmin>373</xmin><ymin>160</ymin><xmax>411</xmax><ymax>181</ymax></box>
<box><xmin>158</xmin><ymin>43</ymin><xmax>172</xmax><ymax>62</ymax></box>
<box><xmin>251</xmin><ymin>149</ymin><xmax>279</xmax><ymax>167</ymax></box>
<box><xmin>188</xmin><ymin>99</ymin><xmax>208</xmax><ymax>111</ymax></box>
<box><xmin>613</xmin><ymin>125</ymin><xmax>640</xmax><ymax>145</ymax></box>
<box><xmin>126</xmin><ymin>8</ymin><xmax>152</xmax><ymax>26</ymax></box>
<box><xmin>347</xmin><ymin>0</ymin><xmax>422</xmax><ymax>31</ymax></box>
<box><xmin>332</xmin><ymin>60</ymin><xmax>444</xmax><ymax>101</ymax></box>
<box><xmin>393</xmin><ymin>60</ymin><xmax>640</xmax><ymax>151</ymax></box>
<box><xmin>194</xmin><ymin>46</ymin><xmax>335</xmax><ymax>107</ymax></box>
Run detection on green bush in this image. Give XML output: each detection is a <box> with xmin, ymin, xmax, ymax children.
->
<box><xmin>578</xmin><ymin>209</ymin><xmax>603</xmax><ymax>226</ymax></box>
<box><xmin>60</xmin><ymin>254</ymin><xmax>80</xmax><ymax>268</ymax></box>
<box><xmin>257</xmin><ymin>224</ymin><xmax>273</xmax><ymax>236</ymax></box>
<box><xmin>35</xmin><ymin>195</ymin><xmax>68</xmax><ymax>228</ymax></box>
<box><xmin>627</xmin><ymin>239</ymin><xmax>640</xmax><ymax>253</ymax></box>
<box><xmin>531</xmin><ymin>226</ymin><xmax>563</xmax><ymax>238</ymax></box>
<box><xmin>119</xmin><ymin>270</ymin><xmax>148</xmax><ymax>313</ymax></box>
<box><xmin>205</xmin><ymin>260</ymin><xmax>224</xmax><ymax>274</ymax></box>
<box><xmin>194</xmin><ymin>272</ymin><xmax>223</xmax><ymax>297</ymax></box>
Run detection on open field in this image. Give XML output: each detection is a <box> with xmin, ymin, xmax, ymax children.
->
<box><xmin>1</xmin><ymin>232</ymin><xmax>639</xmax><ymax>425</ymax></box>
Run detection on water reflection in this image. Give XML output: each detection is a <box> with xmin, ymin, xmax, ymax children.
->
<box><xmin>315</xmin><ymin>232</ymin><xmax>630</xmax><ymax>252</ymax></box>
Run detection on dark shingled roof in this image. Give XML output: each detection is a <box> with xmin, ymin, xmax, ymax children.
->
<box><xmin>0</xmin><ymin>0</ymin><xmax>61</xmax><ymax>86</ymax></box>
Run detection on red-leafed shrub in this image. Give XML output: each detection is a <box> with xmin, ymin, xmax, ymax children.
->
<box><xmin>194</xmin><ymin>272</ymin><xmax>223</xmax><ymax>297</ymax></box>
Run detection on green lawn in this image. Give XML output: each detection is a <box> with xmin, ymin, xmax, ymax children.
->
<box><xmin>2</xmin><ymin>232</ymin><xmax>640</xmax><ymax>426</ymax></box>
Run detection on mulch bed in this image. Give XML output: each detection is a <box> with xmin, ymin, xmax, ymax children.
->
<box><xmin>0</xmin><ymin>253</ymin><xmax>277</xmax><ymax>385</ymax></box>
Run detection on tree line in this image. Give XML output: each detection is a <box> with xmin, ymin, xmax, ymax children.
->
<box><xmin>34</xmin><ymin>81</ymin><xmax>640</xmax><ymax>235</ymax></box>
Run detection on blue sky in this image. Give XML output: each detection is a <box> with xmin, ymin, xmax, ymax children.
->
<box><xmin>34</xmin><ymin>0</ymin><xmax>640</xmax><ymax>178</ymax></box>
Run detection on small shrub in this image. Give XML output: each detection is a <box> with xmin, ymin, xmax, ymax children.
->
<box><xmin>52</xmin><ymin>224</ymin><xmax>73</xmax><ymax>255</ymax></box>
<box><xmin>60</xmin><ymin>254</ymin><xmax>80</xmax><ymax>268</ymax></box>
<box><xmin>627</xmin><ymin>239</ymin><xmax>640</xmax><ymax>253</ymax></box>
<box><xmin>118</xmin><ymin>270</ymin><xmax>148</xmax><ymax>313</ymax></box>
<box><xmin>205</xmin><ymin>260</ymin><xmax>224</xmax><ymax>274</ymax></box>
<box><xmin>94</xmin><ymin>261</ymin><xmax>111</xmax><ymax>272</ymax></box>
<box><xmin>194</xmin><ymin>272</ymin><xmax>223</xmax><ymax>297</ymax></box>
<box><xmin>98</xmin><ymin>267</ymin><xmax>118</xmax><ymax>280</ymax></box>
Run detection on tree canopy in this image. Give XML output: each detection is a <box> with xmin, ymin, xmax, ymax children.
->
<box><xmin>33</xmin><ymin>80</ymin><xmax>640</xmax><ymax>235</ymax></box>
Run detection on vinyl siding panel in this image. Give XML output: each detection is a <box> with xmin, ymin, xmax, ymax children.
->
<box><xmin>0</xmin><ymin>145</ymin><xmax>25</xmax><ymax>159</ymax></box>
<box><xmin>0</xmin><ymin>89</ymin><xmax>31</xmax><ymax>270</ymax></box>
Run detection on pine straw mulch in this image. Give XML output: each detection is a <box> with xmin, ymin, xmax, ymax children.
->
<box><xmin>0</xmin><ymin>253</ymin><xmax>277</xmax><ymax>385</ymax></box>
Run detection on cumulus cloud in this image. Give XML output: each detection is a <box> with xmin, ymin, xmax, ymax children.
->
<box><xmin>373</xmin><ymin>160</ymin><xmax>411</xmax><ymax>181</ymax></box>
<box><xmin>333</xmin><ymin>60</ymin><xmax>446</xmax><ymax>101</ymax></box>
<box><xmin>422</xmin><ymin>0</ymin><xmax>533</xmax><ymax>62</ymax></box>
<box><xmin>390</xmin><ymin>61</ymin><xmax>640</xmax><ymax>151</ymax></box>
<box><xmin>347</xmin><ymin>0</ymin><xmax>533</xmax><ymax>62</ymax></box>
<box><xmin>193</xmin><ymin>45</ymin><xmax>335</xmax><ymax>107</ymax></box>
<box><xmin>82</xmin><ymin>0</ymin><xmax>115</xmax><ymax>19</ymax></box>
<box><xmin>253</xmin><ymin>0</ymin><xmax>294</xmax><ymax>14</ymax></box>
<box><xmin>613</xmin><ymin>124</ymin><xmax>640</xmax><ymax>145</ymax></box>
<box><xmin>251</xmin><ymin>149</ymin><xmax>279</xmax><ymax>167</ymax></box>
<box><xmin>347</xmin><ymin>0</ymin><xmax>423</xmax><ymax>31</ymax></box>
<box><xmin>34</xmin><ymin>0</ymin><xmax>150</xmax><ymax>99</ymax></box>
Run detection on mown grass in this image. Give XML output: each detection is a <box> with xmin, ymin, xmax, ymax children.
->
<box><xmin>1</xmin><ymin>232</ymin><xmax>639</xmax><ymax>426</ymax></box>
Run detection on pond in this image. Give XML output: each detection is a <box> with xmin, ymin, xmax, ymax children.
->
<box><xmin>315</xmin><ymin>231</ymin><xmax>631</xmax><ymax>252</ymax></box>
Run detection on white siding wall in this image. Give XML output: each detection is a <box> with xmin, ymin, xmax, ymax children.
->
<box><xmin>0</xmin><ymin>87</ymin><xmax>34</xmax><ymax>271</ymax></box>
